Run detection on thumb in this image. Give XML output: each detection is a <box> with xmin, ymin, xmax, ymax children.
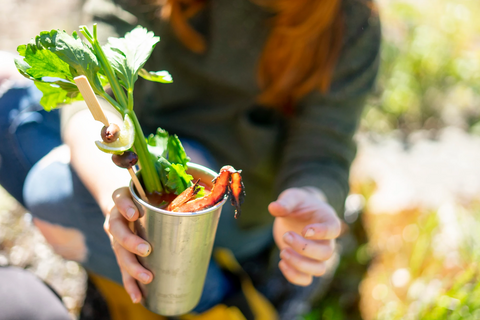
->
<box><xmin>268</xmin><ymin>188</ymin><xmax>308</xmax><ymax>217</ymax></box>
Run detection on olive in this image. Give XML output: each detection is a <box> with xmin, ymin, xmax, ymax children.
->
<box><xmin>112</xmin><ymin>151</ymin><xmax>138</xmax><ymax>169</ymax></box>
<box><xmin>101</xmin><ymin>123</ymin><xmax>121</xmax><ymax>143</ymax></box>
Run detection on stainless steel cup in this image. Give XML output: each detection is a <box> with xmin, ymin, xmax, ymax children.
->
<box><xmin>129</xmin><ymin>163</ymin><xmax>226</xmax><ymax>316</ymax></box>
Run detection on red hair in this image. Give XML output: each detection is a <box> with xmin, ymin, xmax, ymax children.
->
<box><xmin>152</xmin><ymin>0</ymin><xmax>344</xmax><ymax>110</ymax></box>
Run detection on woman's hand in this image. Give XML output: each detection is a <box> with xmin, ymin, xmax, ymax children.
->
<box><xmin>269</xmin><ymin>187</ymin><xmax>341</xmax><ymax>286</ymax></box>
<box><xmin>103</xmin><ymin>187</ymin><xmax>153</xmax><ymax>303</ymax></box>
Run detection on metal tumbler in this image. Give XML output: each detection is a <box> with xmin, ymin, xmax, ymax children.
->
<box><xmin>129</xmin><ymin>163</ymin><xmax>226</xmax><ymax>316</ymax></box>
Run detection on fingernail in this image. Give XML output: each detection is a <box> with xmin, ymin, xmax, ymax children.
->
<box><xmin>283</xmin><ymin>233</ymin><xmax>293</xmax><ymax>245</ymax></box>
<box><xmin>127</xmin><ymin>207</ymin><xmax>136</xmax><ymax>219</ymax></box>
<box><xmin>280</xmin><ymin>250</ymin><xmax>290</xmax><ymax>260</ymax></box>
<box><xmin>139</xmin><ymin>273</ymin><xmax>150</xmax><ymax>283</ymax></box>
<box><xmin>137</xmin><ymin>243</ymin><xmax>150</xmax><ymax>256</ymax></box>
<box><xmin>130</xmin><ymin>293</ymin><xmax>139</xmax><ymax>303</ymax></box>
<box><xmin>305</xmin><ymin>228</ymin><xmax>315</xmax><ymax>238</ymax></box>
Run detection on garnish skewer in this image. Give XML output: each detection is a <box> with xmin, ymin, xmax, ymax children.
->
<box><xmin>74</xmin><ymin>76</ymin><xmax>148</xmax><ymax>202</ymax></box>
<box><xmin>128</xmin><ymin>168</ymin><xmax>148</xmax><ymax>202</ymax></box>
<box><xmin>73</xmin><ymin>76</ymin><xmax>109</xmax><ymax>126</ymax></box>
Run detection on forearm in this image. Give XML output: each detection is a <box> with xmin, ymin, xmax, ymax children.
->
<box><xmin>63</xmin><ymin>108</ymin><xmax>131</xmax><ymax>215</ymax></box>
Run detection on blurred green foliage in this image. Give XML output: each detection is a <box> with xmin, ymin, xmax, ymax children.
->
<box><xmin>373</xmin><ymin>202</ymin><xmax>480</xmax><ymax>320</ymax></box>
<box><xmin>304</xmin><ymin>1</ymin><xmax>480</xmax><ymax>319</ymax></box>
<box><xmin>362</xmin><ymin>0</ymin><xmax>480</xmax><ymax>137</ymax></box>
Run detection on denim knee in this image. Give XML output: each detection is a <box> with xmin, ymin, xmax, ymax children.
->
<box><xmin>23</xmin><ymin>157</ymin><xmax>79</xmax><ymax>229</ymax></box>
<box><xmin>0</xmin><ymin>82</ymin><xmax>61</xmax><ymax>205</ymax></box>
<box><xmin>23</xmin><ymin>158</ymin><xmax>122</xmax><ymax>283</ymax></box>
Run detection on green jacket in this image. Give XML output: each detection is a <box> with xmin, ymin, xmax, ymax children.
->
<box><xmin>73</xmin><ymin>0</ymin><xmax>381</xmax><ymax>259</ymax></box>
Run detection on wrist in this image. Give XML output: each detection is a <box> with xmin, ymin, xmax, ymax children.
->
<box><xmin>99</xmin><ymin>197</ymin><xmax>116</xmax><ymax>217</ymax></box>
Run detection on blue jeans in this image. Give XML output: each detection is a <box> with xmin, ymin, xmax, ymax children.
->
<box><xmin>0</xmin><ymin>83</ymin><xmax>61</xmax><ymax>206</ymax></box>
<box><xmin>0</xmin><ymin>82</ymin><xmax>232</xmax><ymax>313</ymax></box>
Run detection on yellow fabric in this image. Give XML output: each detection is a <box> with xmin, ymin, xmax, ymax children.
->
<box><xmin>214</xmin><ymin>248</ymin><xmax>279</xmax><ymax>320</ymax></box>
<box><xmin>88</xmin><ymin>248</ymin><xmax>277</xmax><ymax>320</ymax></box>
<box><xmin>88</xmin><ymin>273</ymin><xmax>248</xmax><ymax>320</ymax></box>
<box><xmin>88</xmin><ymin>273</ymin><xmax>167</xmax><ymax>320</ymax></box>
<box><xmin>182</xmin><ymin>304</ymin><xmax>246</xmax><ymax>320</ymax></box>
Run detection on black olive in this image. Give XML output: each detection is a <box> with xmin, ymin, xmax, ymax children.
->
<box><xmin>112</xmin><ymin>151</ymin><xmax>138</xmax><ymax>169</ymax></box>
<box><xmin>101</xmin><ymin>123</ymin><xmax>121</xmax><ymax>143</ymax></box>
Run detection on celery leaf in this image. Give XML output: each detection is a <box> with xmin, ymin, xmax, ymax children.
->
<box><xmin>35</xmin><ymin>81</ymin><xmax>83</xmax><ymax>111</ymax></box>
<box><xmin>147</xmin><ymin>128</ymin><xmax>193</xmax><ymax>194</ymax></box>
<box><xmin>138</xmin><ymin>69</ymin><xmax>173</xmax><ymax>83</ymax></box>
<box><xmin>146</xmin><ymin>128</ymin><xmax>169</xmax><ymax>158</ymax></box>
<box><xmin>166</xmin><ymin>135</ymin><xmax>190</xmax><ymax>168</ymax></box>
<box><xmin>15</xmin><ymin>29</ymin><xmax>106</xmax><ymax>110</ymax></box>
<box><xmin>34</xmin><ymin>30</ymin><xmax>101</xmax><ymax>86</ymax></box>
<box><xmin>17</xmin><ymin>43</ymin><xmax>72</xmax><ymax>81</ymax></box>
<box><xmin>103</xmin><ymin>26</ymin><xmax>160</xmax><ymax>90</ymax></box>
<box><xmin>166</xmin><ymin>163</ymin><xmax>193</xmax><ymax>194</ymax></box>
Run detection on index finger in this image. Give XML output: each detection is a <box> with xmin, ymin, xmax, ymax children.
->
<box><xmin>112</xmin><ymin>187</ymin><xmax>139</xmax><ymax>221</ymax></box>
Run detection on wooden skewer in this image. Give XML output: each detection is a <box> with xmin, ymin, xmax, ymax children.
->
<box><xmin>74</xmin><ymin>75</ymin><xmax>109</xmax><ymax>127</ymax></box>
<box><xmin>74</xmin><ymin>75</ymin><xmax>149</xmax><ymax>204</ymax></box>
<box><xmin>128</xmin><ymin>167</ymin><xmax>149</xmax><ymax>202</ymax></box>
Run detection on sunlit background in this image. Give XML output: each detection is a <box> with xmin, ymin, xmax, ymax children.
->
<box><xmin>348</xmin><ymin>0</ymin><xmax>480</xmax><ymax>319</ymax></box>
<box><xmin>1</xmin><ymin>0</ymin><xmax>480</xmax><ymax>319</ymax></box>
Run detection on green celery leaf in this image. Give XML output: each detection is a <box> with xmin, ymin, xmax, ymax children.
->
<box><xmin>52</xmin><ymin>80</ymin><xmax>81</xmax><ymax>92</ymax></box>
<box><xmin>138</xmin><ymin>69</ymin><xmax>173</xmax><ymax>83</ymax></box>
<box><xmin>98</xmin><ymin>73</ymin><xmax>110</xmax><ymax>89</ymax></box>
<box><xmin>15</xmin><ymin>29</ymin><xmax>107</xmax><ymax>111</ymax></box>
<box><xmin>16</xmin><ymin>42</ymin><xmax>72</xmax><ymax>81</ymax></box>
<box><xmin>102</xmin><ymin>47</ymin><xmax>129</xmax><ymax>89</ymax></box>
<box><xmin>103</xmin><ymin>26</ymin><xmax>160</xmax><ymax>90</ymax></box>
<box><xmin>14</xmin><ymin>58</ymin><xmax>35</xmax><ymax>80</ymax></box>
<box><xmin>166</xmin><ymin>135</ymin><xmax>190</xmax><ymax>167</ymax></box>
<box><xmin>146</xmin><ymin>128</ymin><xmax>169</xmax><ymax>158</ymax></box>
<box><xmin>165</xmin><ymin>163</ymin><xmax>193</xmax><ymax>194</ymax></box>
<box><xmin>15</xmin><ymin>40</ymin><xmax>84</xmax><ymax>110</ymax></box>
<box><xmin>153</xmin><ymin>152</ymin><xmax>193</xmax><ymax>194</ymax></box>
<box><xmin>34</xmin><ymin>30</ymin><xmax>104</xmax><ymax>93</ymax></box>
<box><xmin>35</xmin><ymin>30</ymin><xmax>98</xmax><ymax>77</ymax></box>
<box><xmin>35</xmin><ymin>81</ymin><xmax>83</xmax><ymax>111</ymax></box>
<box><xmin>194</xmin><ymin>185</ymin><xmax>206</xmax><ymax>199</ymax></box>
<box><xmin>154</xmin><ymin>157</ymin><xmax>171</xmax><ymax>191</ymax></box>
<box><xmin>17</xmin><ymin>45</ymin><xmax>27</xmax><ymax>56</ymax></box>
<box><xmin>147</xmin><ymin>127</ymin><xmax>192</xmax><ymax>194</ymax></box>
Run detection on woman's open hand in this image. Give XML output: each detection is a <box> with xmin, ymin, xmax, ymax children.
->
<box><xmin>103</xmin><ymin>187</ymin><xmax>152</xmax><ymax>303</ymax></box>
<box><xmin>269</xmin><ymin>187</ymin><xmax>341</xmax><ymax>286</ymax></box>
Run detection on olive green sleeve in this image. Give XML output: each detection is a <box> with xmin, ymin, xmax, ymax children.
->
<box><xmin>81</xmin><ymin>0</ymin><xmax>138</xmax><ymax>42</ymax></box>
<box><xmin>275</xmin><ymin>8</ymin><xmax>381</xmax><ymax>217</ymax></box>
